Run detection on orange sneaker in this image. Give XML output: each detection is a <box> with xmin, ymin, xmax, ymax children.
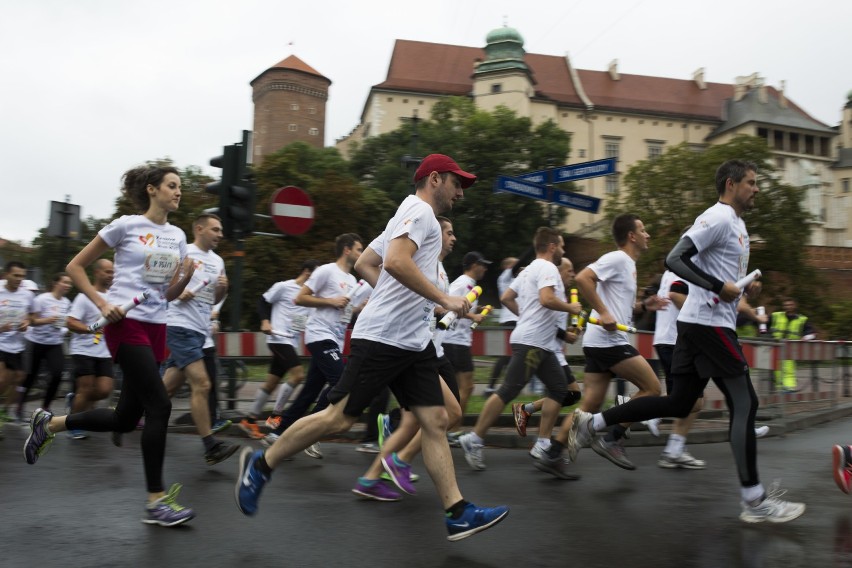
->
<box><xmin>264</xmin><ymin>415</ymin><xmax>282</xmax><ymax>431</ymax></box>
<box><xmin>238</xmin><ymin>419</ymin><xmax>264</xmax><ymax>440</ymax></box>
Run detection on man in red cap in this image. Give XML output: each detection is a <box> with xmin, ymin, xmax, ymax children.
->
<box><xmin>236</xmin><ymin>154</ymin><xmax>510</xmax><ymax>542</ymax></box>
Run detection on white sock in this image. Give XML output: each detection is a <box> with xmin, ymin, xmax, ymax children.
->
<box><xmin>272</xmin><ymin>383</ymin><xmax>295</xmax><ymax>414</ymax></box>
<box><xmin>468</xmin><ymin>432</ymin><xmax>484</xmax><ymax>445</ymax></box>
<box><xmin>249</xmin><ymin>388</ymin><xmax>270</xmax><ymax>417</ymax></box>
<box><xmin>592</xmin><ymin>413</ymin><xmax>607</xmax><ymax>432</ymax></box>
<box><xmin>535</xmin><ymin>437</ymin><xmax>551</xmax><ymax>449</ymax></box>
<box><xmin>742</xmin><ymin>483</ymin><xmax>765</xmax><ymax>505</ymax></box>
<box><xmin>664</xmin><ymin>434</ymin><xmax>686</xmax><ymax>456</ymax></box>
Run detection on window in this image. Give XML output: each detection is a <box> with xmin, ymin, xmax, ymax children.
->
<box><xmin>288</xmin><ymin>124</ymin><xmax>297</xmax><ymax>132</ymax></box>
<box><xmin>605</xmin><ymin>174</ymin><xmax>619</xmax><ymax>195</ymax></box>
<box><xmin>386</xmin><ymin>97</ymin><xmax>393</xmax><ymax>102</ymax></box>
<box><xmin>604</xmin><ymin>140</ymin><xmax>620</xmax><ymax>161</ymax></box>
<box><xmin>491</xmin><ymin>83</ymin><xmax>502</xmax><ymax>94</ymax></box>
<box><xmin>647</xmin><ymin>142</ymin><xmax>663</xmax><ymax>160</ymax></box>
<box><xmin>578</xmin><ymin>149</ymin><xmax>586</xmax><ymax>158</ymax></box>
<box><xmin>843</xmin><ymin>179</ymin><xmax>850</xmax><ymax>193</ymax></box>
<box><xmin>403</xmin><ymin>98</ymin><xmax>409</xmax><ymax>103</ymax></box>
<box><xmin>308</xmin><ymin>128</ymin><xmax>318</xmax><ymax>136</ymax></box>
<box><xmin>290</xmin><ymin>103</ymin><xmax>299</xmax><ymax>111</ymax></box>
<box><xmin>308</xmin><ymin>107</ymin><xmax>316</xmax><ymax>115</ymax></box>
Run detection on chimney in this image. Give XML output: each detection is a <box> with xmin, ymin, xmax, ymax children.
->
<box><xmin>693</xmin><ymin>68</ymin><xmax>706</xmax><ymax>90</ymax></box>
<box><xmin>778</xmin><ymin>80</ymin><xmax>788</xmax><ymax>108</ymax></box>
<box><xmin>608</xmin><ymin>59</ymin><xmax>619</xmax><ymax>81</ymax></box>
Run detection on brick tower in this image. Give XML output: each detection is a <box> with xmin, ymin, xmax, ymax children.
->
<box><xmin>250</xmin><ymin>55</ymin><xmax>331</xmax><ymax>163</ymax></box>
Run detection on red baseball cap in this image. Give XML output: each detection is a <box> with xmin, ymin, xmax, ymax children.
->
<box><xmin>413</xmin><ymin>154</ymin><xmax>477</xmax><ymax>189</ymax></box>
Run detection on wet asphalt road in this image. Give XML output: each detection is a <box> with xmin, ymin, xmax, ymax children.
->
<box><xmin>3</xmin><ymin>416</ymin><xmax>852</xmax><ymax>568</ymax></box>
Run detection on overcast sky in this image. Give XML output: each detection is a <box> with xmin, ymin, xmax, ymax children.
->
<box><xmin>2</xmin><ymin>0</ymin><xmax>849</xmax><ymax>246</ymax></box>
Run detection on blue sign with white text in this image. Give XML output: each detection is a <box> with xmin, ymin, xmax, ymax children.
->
<box><xmin>494</xmin><ymin>176</ymin><xmax>602</xmax><ymax>213</ymax></box>
<box><xmin>519</xmin><ymin>157</ymin><xmax>617</xmax><ymax>184</ymax></box>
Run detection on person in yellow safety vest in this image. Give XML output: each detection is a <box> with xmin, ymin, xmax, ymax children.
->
<box><xmin>770</xmin><ymin>298</ymin><xmax>816</xmax><ymax>392</ymax></box>
<box><xmin>736</xmin><ymin>297</ymin><xmax>768</xmax><ymax>338</ymax></box>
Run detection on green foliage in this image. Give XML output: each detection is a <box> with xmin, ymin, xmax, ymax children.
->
<box><xmin>609</xmin><ymin>134</ymin><xmax>829</xmax><ymax>326</ymax></box>
<box><xmin>820</xmin><ymin>300</ymin><xmax>852</xmax><ymax>340</ymax></box>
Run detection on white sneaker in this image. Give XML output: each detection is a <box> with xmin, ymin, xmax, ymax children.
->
<box><xmin>261</xmin><ymin>433</ymin><xmax>279</xmax><ymax>448</ymax></box>
<box><xmin>658</xmin><ymin>451</ymin><xmax>706</xmax><ymax>470</ymax></box>
<box><xmin>529</xmin><ymin>443</ymin><xmax>550</xmax><ymax>460</ymax></box>
<box><xmin>458</xmin><ymin>433</ymin><xmax>486</xmax><ymax>471</ymax></box>
<box><xmin>304</xmin><ymin>442</ymin><xmax>323</xmax><ymax>459</ymax></box>
<box><xmin>643</xmin><ymin>418</ymin><xmax>661</xmax><ymax>437</ymax></box>
<box><xmin>571</xmin><ymin>409</ymin><xmax>594</xmax><ymax>450</ymax></box>
<box><xmin>755</xmin><ymin>425</ymin><xmax>770</xmax><ymax>438</ymax></box>
<box><xmin>739</xmin><ymin>483</ymin><xmax>806</xmax><ymax>523</ymax></box>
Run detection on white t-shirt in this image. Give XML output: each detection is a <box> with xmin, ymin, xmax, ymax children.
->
<box><xmin>552</xmin><ymin>282</ymin><xmax>569</xmax><ymax>366</ymax></box>
<box><xmin>203</xmin><ymin>296</ymin><xmax>226</xmax><ymax>350</ymax></box>
<box><xmin>442</xmin><ymin>274</ymin><xmax>478</xmax><ymax>347</ymax></box>
<box><xmin>431</xmin><ymin>261</ymin><xmax>451</xmax><ymax>357</ymax></box>
<box><xmin>582</xmin><ymin>250</ymin><xmax>637</xmax><ymax>348</ymax></box>
<box><xmin>263</xmin><ymin>279</ymin><xmax>312</xmax><ymax>348</ymax></box>
<box><xmin>0</xmin><ymin>286</ymin><xmax>35</xmax><ymax>353</ymax></box>
<box><xmin>497</xmin><ymin>267</ymin><xmax>519</xmax><ymax>324</ymax></box>
<box><xmin>99</xmin><ymin>215</ymin><xmax>187</xmax><ymax>324</ymax></box>
<box><xmin>354</xmin><ymin>195</ymin><xmax>442</xmax><ymax>351</ymax></box>
<box><xmin>509</xmin><ymin>258</ymin><xmax>562</xmax><ymax>351</ymax></box>
<box><xmin>677</xmin><ymin>202</ymin><xmax>750</xmax><ymax>330</ymax></box>
<box><xmin>167</xmin><ymin>243</ymin><xmax>225</xmax><ymax>335</ymax></box>
<box><xmin>68</xmin><ymin>291</ymin><xmax>111</xmax><ymax>358</ymax></box>
<box><xmin>654</xmin><ymin>270</ymin><xmax>686</xmax><ymax>347</ymax></box>
<box><xmin>303</xmin><ymin>262</ymin><xmax>357</xmax><ymax>347</ymax></box>
<box><xmin>25</xmin><ymin>292</ymin><xmax>70</xmax><ymax>346</ymax></box>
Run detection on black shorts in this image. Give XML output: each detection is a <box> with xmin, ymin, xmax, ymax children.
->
<box><xmin>437</xmin><ymin>355</ymin><xmax>460</xmax><ymax>402</ymax></box>
<box><xmin>0</xmin><ymin>350</ymin><xmax>23</xmax><ymax>371</ymax></box>
<box><xmin>655</xmin><ymin>343</ymin><xmax>675</xmax><ymax>393</ymax></box>
<box><xmin>328</xmin><ymin>339</ymin><xmax>444</xmax><ymax>417</ymax></box>
<box><xmin>442</xmin><ymin>343</ymin><xmax>473</xmax><ymax>373</ymax></box>
<box><xmin>72</xmin><ymin>355</ymin><xmax>114</xmax><ymax>378</ymax></box>
<box><xmin>583</xmin><ymin>345</ymin><xmax>641</xmax><ymax>374</ymax></box>
<box><xmin>671</xmin><ymin>322</ymin><xmax>748</xmax><ymax>379</ymax></box>
<box><xmin>268</xmin><ymin>343</ymin><xmax>302</xmax><ymax>377</ymax></box>
<box><xmin>562</xmin><ymin>364</ymin><xmax>577</xmax><ymax>385</ymax></box>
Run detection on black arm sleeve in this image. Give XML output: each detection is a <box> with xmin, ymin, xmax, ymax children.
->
<box><xmin>257</xmin><ymin>297</ymin><xmax>272</xmax><ymax>320</ymax></box>
<box><xmin>664</xmin><ymin>237</ymin><xmax>725</xmax><ymax>294</ymax></box>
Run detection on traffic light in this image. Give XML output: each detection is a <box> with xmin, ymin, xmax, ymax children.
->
<box><xmin>206</xmin><ymin>140</ymin><xmax>256</xmax><ymax>239</ymax></box>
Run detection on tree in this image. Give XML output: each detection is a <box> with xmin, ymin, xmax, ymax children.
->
<box><xmin>347</xmin><ymin>97</ymin><xmax>572</xmax><ymax>303</ymax></box>
<box><xmin>610</xmin><ymin>134</ymin><xmax>830</xmax><ymax>328</ymax></box>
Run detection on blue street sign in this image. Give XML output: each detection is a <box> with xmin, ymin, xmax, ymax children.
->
<box><xmin>519</xmin><ymin>157</ymin><xmax>617</xmax><ymax>184</ymax></box>
<box><xmin>494</xmin><ymin>176</ymin><xmax>602</xmax><ymax>213</ymax></box>
<box><xmin>551</xmin><ymin>189</ymin><xmax>601</xmax><ymax>214</ymax></box>
<box><xmin>494</xmin><ymin>176</ymin><xmax>549</xmax><ymax>202</ymax></box>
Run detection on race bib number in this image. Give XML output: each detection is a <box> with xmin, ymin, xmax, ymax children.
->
<box><xmin>738</xmin><ymin>254</ymin><xmax>749</xmax><ymax>280</ymax></box>
<box><xmin>144</xmin><ymin>252</ymin><xmax>180</xmax><ymax>284</ymax></box>
<box><xmin>194</xmin><ymin>280</ymin><xmax>216</xmax><ymax>305</ymax></box>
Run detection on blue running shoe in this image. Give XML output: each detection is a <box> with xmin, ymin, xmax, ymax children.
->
<box><xmin>64</xmin><ymin>392</ymin><xmax>75</xmax><ymax>415</ymax></box>
<box><xmin>377</xmin><ymin>413</ymin><xmax>393</xmax><ymax>450</ymax></box>
<box><xmin>211</xmin><ymin>419</ymin><xmax>232</xmax><ymax>434</ymax></box>
<box><xmin>446</xmin><ymin>503</ymin><xmax>510</xmax><ymax>541</ymax></box>
<box><xmin>235</xmin><ymin>447</ymin><xmax>269</xmax><ymax>516</ymax></box>
<box><xmin>24</xmin><ymin>408</ymin><xmax>55</xmax><ymax>465</ymax></box>
<box><xmin>381</xmin><ymin>453</ymin><xmax>416</xmax><ymax>495</ymax></box>
<box><xmin>143</xmin><ymin>483</ymin><xmax>195</xmax><ymax>527</ymax></box>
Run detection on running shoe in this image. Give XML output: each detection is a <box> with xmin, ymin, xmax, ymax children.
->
<box><xmin>211</xmin><ymin>419</ymin><xmax>232</xmax><ymax>434</ymax></box>
<box><xmin>447</xmin><ymin>431</ymin><xmax>462</xmax><ymax>448</ymax></box>
<box><xmin>264</xmin><ymin>415</ymin><xmax>282</xmax><ymax>431</ymax></box>
<box><xmin>235</xmin><ymin>448</ymin><xmax>269</xmax><ymax>516</ymax></box>
<box><xmin>528</xmin><ymin>443</ymin><xmax>549</xmax><ymax>460</ymax></box>
<box><xmin>569</xmin><ymin>409</ymin><xmax>594</xmax><ymax>457</ymax></box>
<box><xmin>356</xmin><ymin>443</ymin><xmax>380</xmax><ymax>454</ymax></box>
<box><xmin>381</xmin><ymin>471</ymin><xmax>420</xmax><ymax>483</ymax></box>
<box><xmin>739</xmin><ymin>483</ymin><xmax>806</xmax><ymax>523</ymax></box>
<box><xmin>377</xmin><ymin>413</ymin><xmax>393</xmax><ymax>449</ymax></box>
<box><xmin>238</xmin><ymin>418</ymin><xmax>264</xmax><ymax>440</ymax></box>
<box><xmin>532</xmin><ymin>453</ymin><xmax>581</xmax><ymax>480</ymax></box>
<box><xmin>64</xmin><ymin>392</ymin><xmax>75</xmax><ymax>415</ymax></box>
<box><xmin>446</xmin><ymin>503</ymin><xmax>510</xmax><ymax>541</ymax></box>
<box><xmin>381</xmin><ymin>453</ymin><xmax>416</xmax><ymax>495</ymax></box>
<box><xmin>143</xmin><ymin>483</ymin><xmax>195</xmax><ymax>527</ymax></box>
<box><xmin>304</xmin><ymin>442</ymin><xmax>323</xmax><ymax>459</ymax></box>
<box><xmin>643</xmin><ymin>418</ymin><xmax>661</xmax><ymax>437</ymax></box>
<box><xmin>458</xmin><ymin>433</ymin><xmax>486</xmax><ymax>471</ymax></box>
<box><xmin>205</xmin><ymin>441</ymin><xmax>240</xmax><ymax>466</ymax></box>
<box><xmin>351</xmin><ymin>478</ymin><xmax>401</xmax><ymax>502</ymax></box>
<box><xmin>67</xmin><ymin>429</ymin><xmax>88</xmax><ymax>440</ymax></box>
<box><xmin>24</xmin><ymin>408</ymin><xmax>55</xmax><ymax>464</ymax></box>
<box><xmin>833</xmin><ymin>445</ymin><xmax>852</xmax><ymax>494</ymax></box>
<box><xmin>261</xmin><ymin>432</ymin><xmax>279</xmax><ymax>448</ymax></box>
<box><xmin>512</xmin><ymin>402</ymin><xmax>531</xmax><ymax>437</ymax></box>
<box><xmin>658</xmin><ymin>451</ymin><xmax>706</xmax><ymax>470</ymax></box>
<box><xmin>755</xmin><ymin>425</ymin><xmax>770</xmax><ymax>438</ymax></box>
<box><xmin>591</xmin><ymin>437</ymin><xmax>635</xmax><ymax>470</ymax></box>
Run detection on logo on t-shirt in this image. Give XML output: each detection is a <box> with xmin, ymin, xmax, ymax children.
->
<box><xmin>139</xmin><ymin>233</ymin><xmax>156</xmax><ymax>246</ymax></box>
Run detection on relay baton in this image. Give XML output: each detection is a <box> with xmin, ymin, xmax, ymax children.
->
<box><xmin>88</xmin><ymin>290</ymin><xmax>150</xmax><ymax>332</ymax></box>
<box><xmin>469</xmin><ymin>305</ymin><xmax>492</xmax><ymax>330</ymax></box>
<box><xmin>188</xmin><ymin>278</ymin><xmax>211</xmax><ymax>296</ymax></box>
<box><xmin>570</xmin><ymin>288</ymin><xmax>579</xmax><ymax>326</ymax></box>
<box><xmin>707</xmin><ymin>269</ymin><xmax>761</xmax><ymax>306</ymax></box>
<box><xmin>271</xmin><ymin>329</ymin><xmax>295</xmax><ymax>339</ymax></box>
<box><xmin>586</xmin><ymin>314</ymin><xmax>637</xmax><ymax>334</ymax></box>
<box><xmin>437</xmin><ymin>286</ymin><xmax>482</xmax><ymax>330</ymax></box>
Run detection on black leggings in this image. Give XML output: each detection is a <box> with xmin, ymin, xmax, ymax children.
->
<box><xmin>602</xmin><ymin>371</ymin><xmax>759</xmax><ymax>487</ymax></box>
<box><xmin>66</xmin><ymin>344</ymin><xmax>172</xmax><ymax>493</ymax></box>
<box><xmin>19</xmin><ymin>341</ymin><xmax>64</xmax><ymax>412</ymax></box>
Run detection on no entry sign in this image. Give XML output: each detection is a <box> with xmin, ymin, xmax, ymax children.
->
<box><xmin>270</xmin><ymin>186</ymin><xmax>314</xmax><ymax>236</ymax></box>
